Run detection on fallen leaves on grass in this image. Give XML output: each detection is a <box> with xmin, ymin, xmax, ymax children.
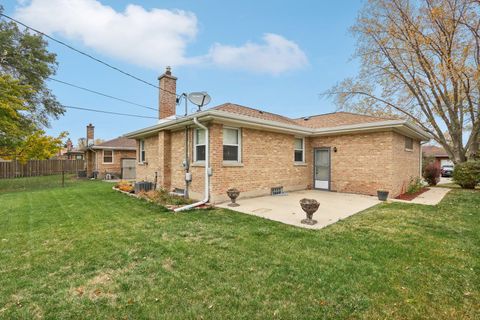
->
<box><xmin>162</xmin><ymin>258</ymin><xmax>175</xmax><ymax>272</ymax></box>
<box><xmin>71</xmin><ymin>263</ymin><xmax>138</xmax><ymax>303</ymax></box>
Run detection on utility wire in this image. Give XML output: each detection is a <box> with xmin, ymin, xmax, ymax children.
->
<box><xmin>48</xmin><ymin>77</ymin><xmax>157</xmax><ymax>111</ymax></box>
<box><xmin>0</xmin><ymin>13</ymin><xmax>179</xmax><ymax>97</ymax></box>
<box><xmin>63</xmin><ymin>105</ymin><xmax>158</xmax><ymax>119</ymax></box>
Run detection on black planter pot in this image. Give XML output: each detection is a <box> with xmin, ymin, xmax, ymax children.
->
<box><xmin>377</xmin><ymin>190</ymin><xmax>389</xmax><ymax>201</ymax></box>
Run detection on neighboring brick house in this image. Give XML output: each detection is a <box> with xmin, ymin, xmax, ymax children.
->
<box><xmin>54</xmin><ymin>139</ymin><xmax>85</xmax><ymax>160</ymax></box>
<box><xmin>126</xmin><ymin>68</ymin><xmax>430</xmax><ymax>203</ymax></box>
<box><xmin>83</xmin><ymin>124</ymin><xmax>137</xmax><ymax>179</ymax></box>
<box><xmin>422</xmin><ymin>145</ymin><xmax>453</xmax><ymax>168</ymax></box>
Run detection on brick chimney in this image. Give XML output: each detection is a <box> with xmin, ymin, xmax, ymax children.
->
<box><xmin>86</xmin><ymin>123</ymin><xmax>94</xmax><ymax>146</ymax></box>
<box><xmin>158</xmin><ymin>66</ymin><xmax>177</xmax><ymax>120</ymax></box>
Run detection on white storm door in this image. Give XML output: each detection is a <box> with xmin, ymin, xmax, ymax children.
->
<box><xmin>314</xmin><ymin>148</ymin><xmax>330</xmax><ymax>190</ymax></box>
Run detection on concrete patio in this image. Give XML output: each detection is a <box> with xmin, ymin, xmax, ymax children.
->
<box><xmin>216</xmin><ymin>190</ymin><xmax>381</xmax><ymax>229</ymax></box>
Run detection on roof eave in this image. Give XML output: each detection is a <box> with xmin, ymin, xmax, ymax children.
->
<box><xmin>125</xmin><ymin>111</ymin><xmax>431</xmax><ymax>141</ymax></box>
<box><xmin>124</xmin><ymin>110</ymin><xmax>312</xmax><ymax>138</ymax></box>
<box><xmin>310</xmin><ymin>120</ymin><xmax>430</xmax><ymax>141</ymax></box>
<box><xmin>90</xmin><ymin>146</ymin><xmax>137</xmax><ymax>150</ymax></box>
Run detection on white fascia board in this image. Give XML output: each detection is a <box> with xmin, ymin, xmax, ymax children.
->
<box><xmin>90</xmin><ymin>146</ymin><xmax>137</xmax><ymax>150</ymax></box>
<box><xmin>124</xmin><ymin>110</ymin><xmax>431</xmax><ymax>141</ymax></box>
<box><xmin>311</xmin><ymin>120</ymin><xmax>430</xmax><ymax>141</ymax></box>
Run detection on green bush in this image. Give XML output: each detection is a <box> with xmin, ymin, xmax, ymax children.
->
<box><xmin>453</xmin><ymin>161</ymin><xmax>480</xmax><ymax>189</ymax></box>
<box><xmin>406</xmin><ymin>177</ymin><xmax>424</xmax><ymax>194</ymax></box>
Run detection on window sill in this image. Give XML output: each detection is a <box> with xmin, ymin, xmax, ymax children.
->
<box><xmin>294</xmin><ymin>162</ymin><xmax>307</xmax><ymax>166</ymax></box>
<box><xmin>191</xmin><ymin>162</ymin><xmax>205</xmax><ymax>167</ymax></box>
<box><xmin>405</xmin><ymin>149</ymin><xmax>413</xmax><ymax>152</ymax></box>
<box><xmin>138</xmin><ymin>162</ymin><xmax>147</xmax><ymax>166</ymax></box>
<box><xmin>222</xmin><ymin>162</ymin><xmax>244</xmax><ymax>167</ymax></box>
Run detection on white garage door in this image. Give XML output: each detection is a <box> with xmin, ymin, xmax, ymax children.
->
<box><xmin>440</xmin><ymin>159</ymin><xmax>453</xmax><ymax>167</ymax></box>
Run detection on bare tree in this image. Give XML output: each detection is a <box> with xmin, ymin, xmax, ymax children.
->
<box><xmin>325</xmin><ymin>0</ymin><xmax>479</xmax><ymax>163</ymax></box>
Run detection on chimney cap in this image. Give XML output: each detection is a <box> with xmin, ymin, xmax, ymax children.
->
<box><xmin>87</xmin><ymin>123</ymin><xmax>94</xmax><ymax>127</ymax></box>
<box><xmin>158</xmin><ymin>66</ymin><xmax>177</xmax><ymax>80</ymax></box>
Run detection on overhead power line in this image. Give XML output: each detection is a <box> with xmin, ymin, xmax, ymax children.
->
<box><xmin>48</xmin><ymin>77</ymin><xmax>157</xmax><ymax>111</ymax></box>
<box><xmin>63</xmin><ymin>105</ymin><xmax>158</xmax><ymax>119</ymax></box>
<box><xmin>0</xmin><ymin>13</ymin><xmax>179</xmax><ymax>97</ymax></box>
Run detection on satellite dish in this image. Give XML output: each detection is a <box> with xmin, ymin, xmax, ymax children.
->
<box><xmin>188</xmin><ymin>92</ymin><xmax>211</xmax><ymax>110</ymax></box>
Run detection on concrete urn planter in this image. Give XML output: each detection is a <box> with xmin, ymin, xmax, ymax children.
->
<box><xmin>226</xmin><ymin>188</ymin><xmax>240</xmax><ymax>207</ymax></box>
<box><xmin>299</xmin><ymin>198</ymin><xmax>320</xmax><ymax>225</ymax></box>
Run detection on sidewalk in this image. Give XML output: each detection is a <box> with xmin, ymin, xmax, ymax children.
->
<box><xmin>391</xmin><ymin>187</ymin><xmax>451</xmax><ymax>205</ymax></box>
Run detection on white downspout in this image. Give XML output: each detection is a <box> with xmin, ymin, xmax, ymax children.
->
<box><xmin>419</xmin><ymin>142</ymin><xmax>423</xmax><ymax>178</ymax></box>
<box><xmin>174</xmin><ymin>117</ymin><xmax>209</xmax><ymax>212</ymax></box>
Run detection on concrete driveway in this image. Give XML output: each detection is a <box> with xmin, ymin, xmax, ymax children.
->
<box><xmin>438</xmin><ymin>177</ymin><xmax>453</xmax><ymax>185</ymax></box>
<box><xmin>216</xmin><ymin>190</ymin><xmax>380</xmax><ymax>229</ymax></box>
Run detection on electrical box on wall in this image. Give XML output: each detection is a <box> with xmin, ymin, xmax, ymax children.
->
<box><xmin>185</xmin><ymin>172</ymin><xmax>192</xmax><ymax>182</ymax></box>
<box><xmin>207</xmin><ymin>167</ymin><xmax>213</xmax><ymax>176</ymax></box>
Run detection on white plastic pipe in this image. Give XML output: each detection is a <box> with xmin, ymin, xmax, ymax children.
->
<box><xmin>174</xmin><ymin>117</ymin><xmax>209</xmax><ymax>212</ymax></box>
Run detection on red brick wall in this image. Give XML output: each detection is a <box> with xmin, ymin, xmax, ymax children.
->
<box><xmin>391</xmin><ymin>132</ymin><xmax>421</xmax><ymax>196</ymax></box>
<box><xmin>136</xmin><ymin>135</ymin><xmax>159</xmax><ymax>182</ymax></box>
<box><xmin>94</xmin><ymin>149</ymin><xmax>136</xmax><ymax>179</ymax></box>
<box><xmin>134</xmin><ymin>124</ymin><xmax>421</xmax><ymax>202</ymax></box>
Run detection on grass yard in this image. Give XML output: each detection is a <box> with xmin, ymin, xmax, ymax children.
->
<box><xmin>0</xmin><ymin>174</ymin><xmax>77</xmax><ymax>193</ymax></box>
<box><xmin>0</xmin><ymin>179</ymin><xmax>478</xmax><ymax>319</ymax></box>
<box><xmin>437</xmin><ymin>182</ymin><xmax>480</xmax><ymax>190</ymax></box>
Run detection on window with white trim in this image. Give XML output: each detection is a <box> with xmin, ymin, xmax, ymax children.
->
<box><xmin>139</xmin><ymin>140</ymin><xmax>146</xmax><ymax>163</ymax></box>
<box><xmin>223</xmin><ymin>127</ymin><xmax>241</xmax><ymax>162</ymax></box>
<box><xmin>194</xmin><ymin>129</ymin><xmax>206</xmax><ymax>162</ymax></box>
<box><xmin>294</xmin><ymin>138</ymin><xmax>304</xmax><ymax>162</ymax></box>
<box><xmin>103</xmin><ymin>150</ymin><xmax>113</xmax><ymax>163</ymax></box>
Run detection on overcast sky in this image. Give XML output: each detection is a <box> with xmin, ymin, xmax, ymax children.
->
<box><xmin>3</xmin><ymin>0</ymin><xmax>364</xmax><ymax>144</ymax></box>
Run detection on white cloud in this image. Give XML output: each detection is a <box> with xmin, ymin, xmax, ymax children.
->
<box><xmin>209</xmin><ymin>33</ymin><xmax>308</xmax><ymax>75</ymax></box>
<box><xmin>15</xmin><ymin>0</ymin><xmax>199</xmax><ymax>68</ymax></box>
<box><xmin>14</xmin><ymin>1</ymin><xmax>308</xmax><ymax>75</ymax></box>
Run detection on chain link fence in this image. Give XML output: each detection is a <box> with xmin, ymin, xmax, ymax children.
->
<box><xmin>0</xmin><ymin>160</ymin><xmax>86</xmax><ymax>193</ymax></box>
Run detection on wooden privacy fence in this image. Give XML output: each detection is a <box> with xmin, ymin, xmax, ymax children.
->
<box><xmin>0</xmin><ymin>159</ymin><xmax>85</xmax><ymax>179</ymax></box>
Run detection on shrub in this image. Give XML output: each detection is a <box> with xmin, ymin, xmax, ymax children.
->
<box><xmin>422</xmin><ymin>155</ymin><xmax>436</xmax><ymax>173</ymax></box>
<box><xmin>423</xmin><ymin>162</ymin><xmax>441</xmax><ymax>186</ymax></box>
<box><xmin>115</xmin><ymin>180</ymin><xmax>134</xmax><ymax>193</ymax></box>
<box><xmin>406</xmin><ymin>177</ymin><xmax>424</xmax><ymax>194</ymax></box>
<box><xmin>453</xmin><ymin>161</ymin><xmax>480</xmax><ymax>189</ymax></box>
<box><xmin>139</xmin><ymin>189</ymin><xmax>193</xmax><ymax>206</ymax></box>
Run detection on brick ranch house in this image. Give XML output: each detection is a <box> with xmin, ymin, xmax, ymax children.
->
<box><xmin>54</xmin><ymin>138</ymin><xmax>84</xmax><ymax>160</ymax></box>
<box><xmin>422</xmin><ymin>145</ymin><xmax>453</xmax><ymax>168</ymax></box>
<box><xmin>83</xmin><ymin>124</ymin><xmax>137</xmax><ymax>179</ymax></box>
<box><xmin>126</xmin><ymin>68</ymin><xmax>430</xmax><ymax>204</ymax></box>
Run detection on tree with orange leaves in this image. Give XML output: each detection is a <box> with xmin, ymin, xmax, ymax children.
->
<box><xmin>326</xmin><ymin>0</ymin><xmax>479</xmax><ymax>163</ymax></box>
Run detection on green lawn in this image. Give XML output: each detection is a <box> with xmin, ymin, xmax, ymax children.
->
<box><xmin>0</xmin><ymin>174</ymin><xmax>77</xmax><ymax>193</ymax></box>
<box><xmin>436</xmin><ymin>182</ymin><xmax>480</xmax><ymax>190</ymax></box>
<box><xmin>0</xmin><ymin>179</ymin><xmax>478</xmax><ymax>319</ymax></box>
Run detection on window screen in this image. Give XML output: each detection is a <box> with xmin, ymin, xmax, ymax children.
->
<box><xmin>103</xmin><ymin>150</ymin><xmax>113</xmax><ymax>163</ymax></box>
<box><xmin>294</xmin><ymin>138</ymin><xmax>304</xmax><ymax>162</ymax></box>
<box><xmin>223</xmin><ymin>128</ymin><xmax>240</xmax><ymax>161</ymax></box>
<box><xmin>195</xmin><ymin>129</ymin><xmax>206</xmax><ymax>161</ymax></box>
<box><xmin>405</xmin><ymin>137</ymin><xmax>413</xmax><ymax>150</ymax></box>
